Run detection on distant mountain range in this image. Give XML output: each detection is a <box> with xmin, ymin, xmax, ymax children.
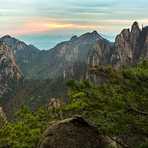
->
<box><xmin>0</xmin><ymin>21</ymin><xmax>148</xmax><ymax>110</ymax></box>
<box><xmin>18</xmin><ymin>34</ymin><xmax>74</xmax><ymax>50</ymax></box>
<box><xmin>17</xmin><ymin>34</ymin><xmax>115</xmax><ymax>50</ymax></box>
<box><xmin>0</xmin><ymin>22</ymin><xmax>148</xmax><ymax>81</ymax></box>
<box><xmin>99</xmin><ymin>33</ymin><xmax>115</xmax><ymax>42</ymax></box>
<box><xmin>0</xmin><ymin>31</ymin><xmax>104</xmax><ymax>79</ymax></box>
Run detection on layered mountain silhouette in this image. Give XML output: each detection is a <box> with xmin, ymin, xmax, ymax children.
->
<box><xmin>0</xmin><ymin>31</ymin><xmax>103</xmax><ymax>79</ymax></box>
<box><xmin>0</xmin><ymin>21</ymin><xmax>148</xmax><ymax>112</ymax></box>
<box><xmin>0</xmin><ymin>21</ymin><xmax>147</xmax><ymax>82</ymax></box>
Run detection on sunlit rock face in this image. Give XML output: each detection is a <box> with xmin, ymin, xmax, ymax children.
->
<box><xmin>0</xmin><ymin>41</ymin><xmax>26</xmax><ymax>97</ymax></box>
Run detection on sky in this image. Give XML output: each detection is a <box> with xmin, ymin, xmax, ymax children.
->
<box><xmin>0</xmin><ymin>0</ymin><xmax>148</xmax><ymax>48</ymax></box>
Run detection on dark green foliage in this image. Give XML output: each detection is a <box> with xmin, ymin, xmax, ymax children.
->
<box><xmin>0</xmin><ymin>105</ymin><xmax>61</xmax><ymax>148</ymax></box>
<box><xmin>62</xmin><ymin>59</ymin><xmax>148</xmax><ymax>148</ymax></box>
<box><xmin>1</xmin><ymin>76</ymin><xmax>69</xmax><ymax>113</ymax></box>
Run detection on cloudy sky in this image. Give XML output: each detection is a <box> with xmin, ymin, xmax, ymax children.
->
<box><xmin>0</xmin><ymin>0</ymin><xmax>148</xmax><ymax>42</ymax></box>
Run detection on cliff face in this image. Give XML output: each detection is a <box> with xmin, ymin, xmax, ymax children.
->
<box><xmin>0</xmin><ymin>41</ymin><xmax>26</xmax><ymax>98</ymax></box>
<box><xmin>63</xmin><ymin>22</ymin><xmax>148</xmax><ymax>82</ymax></box>
<box><xmin>111</xmin><ymin>21</ymin><xmax>148</xmax><ymax>69</ymax></box>
<box><xmin>86</xmin><ymin>39</ymin><xmax>111</xmax><ymax>68</ymax></box>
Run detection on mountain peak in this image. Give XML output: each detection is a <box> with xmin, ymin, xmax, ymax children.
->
<box><xmin>92</xmin><ymin>30</ymin><xmax>98</xmax><ymax>35</ymax></box>
<box><xmin>69</xmin><ymin>35</ymin><xmax>78</xmax><ymax>43</ymax></box>
<box><xmin>131</xmin><ymin>21</ymin><xmax>140</xmax><ymax>32</ymax></box>
<box><xmin>132</xmin><ymin>21</ymin><xmax>138</xmax><ymax>26</ymax></box>
<box><xmin>1</xmin><ymin>35</ymin><xmax>12</xmax><ymax>39</ymax></box>
<box><xmin>0</xmin><ymin>35</ymin><xmax>16</xmax><ymax>46</ymax></box>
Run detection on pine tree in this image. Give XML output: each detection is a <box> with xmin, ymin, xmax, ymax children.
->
<box><xmin>62</xmin><ymin>59</ymin><xmax>148</xmax><ymax>148</ymax></box>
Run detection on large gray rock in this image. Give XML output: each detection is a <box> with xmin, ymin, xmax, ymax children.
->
<box><xmin>37</xmin><ymin>116</ymin><xmax>105</xmax><ymax>148</ymax></box>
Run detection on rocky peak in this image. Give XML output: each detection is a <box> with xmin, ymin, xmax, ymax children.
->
<box><xmin>78</xmin><ymin>30</ymin><xmax>103</xmax><ymax>44</ymax></box>
<box><xmin>46</xmin><ymin>98</ymin><xmax>60</xmax><ymax>111</ymax></box>
<box><xmin>92</xmin><ymin>30</ymin><xmax>99</xmax><ymax>35</ymax></box>
<box><xmin>69</xmin><ymin>35</ymin><xmax>78</xmax><ymax>43</ymax></box>
<box><xmin>110</xmin><ymin>21</ymin><xmax>148</xmax><ymax>69</ymax></box>
<box><xmin>0</xmin><ymin>35</ymin><xmax>39</xmax><ymax>55</ymax></box>
<box><xmin>130</xmin><ymin>21</ymin><xmax>140</xmax><ymax>45</ymax></box>
<box><xmin>79</xmin><ymin>30</ymin><xmax>100</xmax><ymax>38</ymax></box>
<box><xmin>119</xmin><ymin>29</ymin><xmax>130</xmax><ymax>42</ymax></box>
<box><xmin>0</xmin><ymin>35</ymin><xmax>16</xmax><ymax>46</ymax></box>
<box><xmin>131</xmin><ymin>21</ymin><xmax>140</xmax><ymax>31</ymax></box>
<box><xmin>87</xmin><ymin>39</ymin><xmax>111</xmax><ymax>67</ymax></box>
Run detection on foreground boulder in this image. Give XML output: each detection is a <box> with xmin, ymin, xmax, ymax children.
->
<box><xmin>37</xmin><ymin>116</ymin><xmax>105</xmax><ymax>148</ymax></box>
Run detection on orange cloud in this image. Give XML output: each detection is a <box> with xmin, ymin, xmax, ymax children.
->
<box><xmin>0</xmin><ymin>20</ymin><xmax>105</xmax><ymax>36</ymax></box>
<box><xmin>43</xmin><ymin>23</ymin><xmax>104</xmax><ymax>29</ymax></box>
<box><xmin>43</xmin><ymin>24</ymin><xmax>73</xmax><ymax>28</ymax></box>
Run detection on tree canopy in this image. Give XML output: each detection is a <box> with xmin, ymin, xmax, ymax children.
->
<box><xmin>0</xmin><ymin>105</ymin><xmax>61</xmax><ymax>148</ymax></box>
<box><xmin>62</xmin><ymin>59</ymin><xmax>148</xmax><ymax>148</ymax></box>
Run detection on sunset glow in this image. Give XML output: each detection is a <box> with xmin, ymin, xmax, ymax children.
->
<box><xmin>43</xmin><ymin>23</ymin><xmax>104</xmax><ymax>29</ymax></box>
<box><xmin>43</xmin><ymin>24</ymin><xmax>73</xmax><ymax>28</ymax></box>
<box><xmin>0</xmin><ymin>0</ymin><xmax>148</xmax><ymax>45</ymax></box>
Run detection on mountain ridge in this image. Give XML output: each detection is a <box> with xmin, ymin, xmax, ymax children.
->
<box><xmin>0</xmin><ymin>21</ymin><xmax>148</xmax><ymax>112</ymax></box>
<box><xmin>63</xmin><ymin>21</ymin><xmax>148</xmax><ymax>83</ymax></box>
<box><xmin>0</xmin><ymin>31</ymin><xmax>104</xmax><ymax>79</ymax></box>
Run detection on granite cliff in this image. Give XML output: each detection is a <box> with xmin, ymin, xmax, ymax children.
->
<box><xmin>111</xmin><ymin>21</ymin><xmax>148</xmax><ymax>69</ymax></box>
<box><xmin>0</xmin><ymin>41</ymin><xmax>26</xmax><ymax>100</ymax></box>
<box><xmin>63</xmin><ymin>22</ymin><xmax>148</xmax><ymax>82</ymax></box>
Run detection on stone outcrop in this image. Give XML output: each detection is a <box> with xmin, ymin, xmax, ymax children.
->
<box><xmin>37</xmin><ymin>116</ymin><xmax>105</xmax><ymax>148</ymax></box>
<box><xmin>0</xmin><ymin>107</ymin><xmax>7</xmax><ymax>122</ymax></box>
<box><xmin>46</xmin><ymin>98</ymin><xmax>60</xmax><ymax>111</ymax></box>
